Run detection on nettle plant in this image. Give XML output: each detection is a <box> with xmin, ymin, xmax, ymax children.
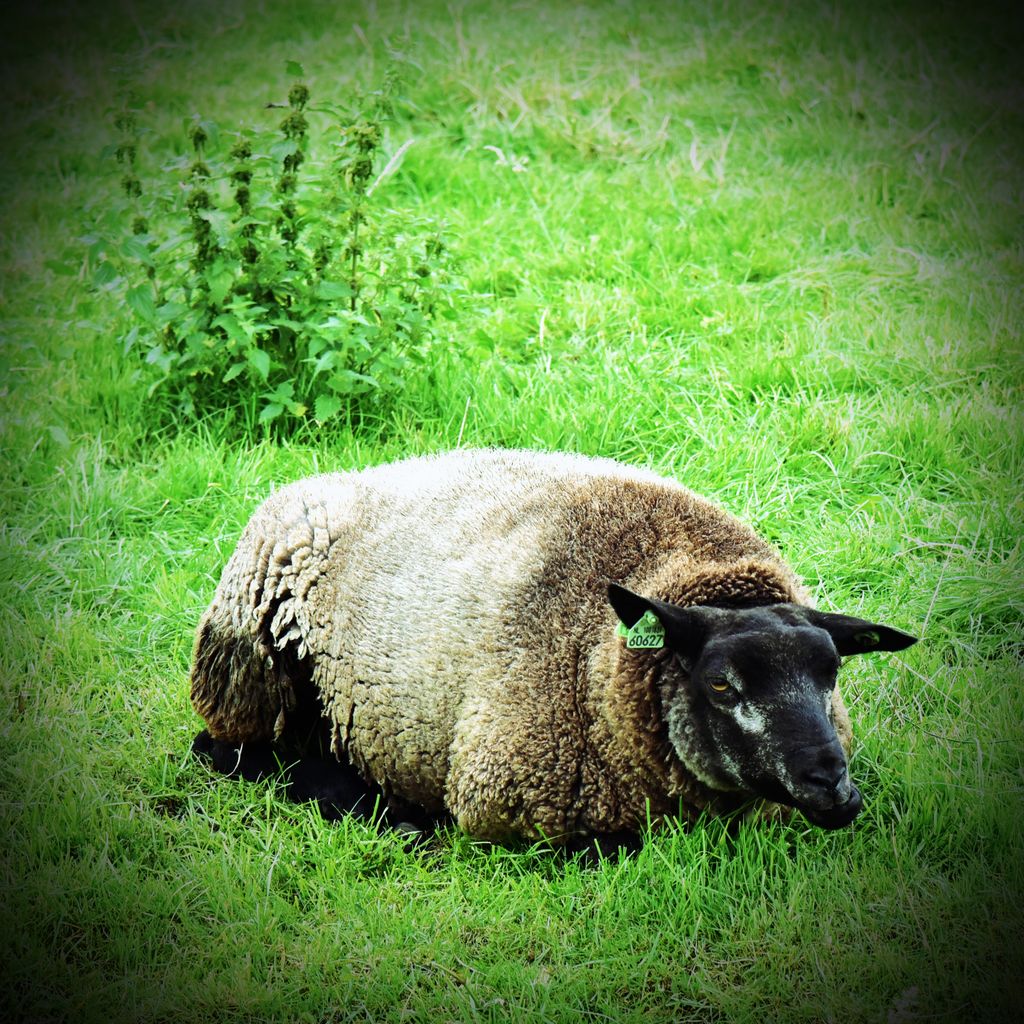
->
<box><xmin>96</xmin><ymin>64</ymin><xmax>460</xmax><ymax>429</ymax></box>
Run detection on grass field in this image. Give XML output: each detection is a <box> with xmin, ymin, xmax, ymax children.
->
<box><xmin>2</xmin><ymin>1</ymin><xmax>1022</xmax><ymax>1021</ymax></box>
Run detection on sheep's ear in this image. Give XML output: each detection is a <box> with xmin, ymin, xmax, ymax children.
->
<box><xmin>607</xmin><ymin>583</ymin><xmax>721</xmax><ymax>661</ymax></box>
<box><xmin>804</xmin><ymin>610</ymin><xmax>919</xmax><ymax>656</ymax></box>
<box><xmin>607</xmin><ymin>582</ymin><xmax>656</xmax><ymax>630</ymax></box>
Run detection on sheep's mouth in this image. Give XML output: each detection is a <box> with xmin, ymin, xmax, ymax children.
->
<box><xmin>746</xmin><ymin>778</ymin><xmax>863</xmax><ymax>830</ymax></box>
<box><xmin>799</xmin><ymin>786</ymin><xmax>863</xmax><ymax>830</ymax></box>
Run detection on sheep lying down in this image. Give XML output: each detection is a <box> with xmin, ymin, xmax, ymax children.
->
<box><xmin>190</xmin><ymin>448</ymin><xmax>917</xmax><ymax>843</ymax></box>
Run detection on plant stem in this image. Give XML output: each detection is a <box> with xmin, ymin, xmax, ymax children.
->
<box><xmin>350</xmin><ymin>203</ymin><xmax>360</xmax><ymax>313</ymax></box>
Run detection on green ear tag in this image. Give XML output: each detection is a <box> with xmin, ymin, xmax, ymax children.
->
<box><xmin>623</xmin><ymin>610</ymin><xmax>665</xmax><ymax>650</ymax></box>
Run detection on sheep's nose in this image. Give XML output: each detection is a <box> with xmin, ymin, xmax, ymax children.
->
<box><xmin>801</xmin><ymin>762</ymin><xmax>848</xmax><ymax>795</ymax></box>
<box><xmin>789</xmin><ymin>742</ymin><xmax>851</xmax><ymax>805</ymax></box>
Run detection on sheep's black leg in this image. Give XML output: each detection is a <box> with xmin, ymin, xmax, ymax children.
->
<box><xmin>191</xmin><ymin>729</ymin><xmax>280</xmax><ymax>781</ymax></box>
<box><xmin>190</xmin><ymin>668</ymin><xmax>447</xmax><ymax>837</ymax></box>
<box><xmin>560</xmin><ymin>830</ymin><xmax>644</xmax><ymax>864</ymax></box>
<box><xmin>280</xmin><ymin>745</ymin><xmax>388</xmax><ymax>823</ymax></box>
<box><xmin>191</xmin><ymin>729</ymin><xmax>387</xmax><ymax>823</ymax></box>
<box><xmin>190</xmin><ymin>729</ymin><xmax>451</xmax><ymax>841</ymax></box>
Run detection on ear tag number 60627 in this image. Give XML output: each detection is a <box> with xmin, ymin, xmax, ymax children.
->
<box><xmin>616</xmin><ymin>610</ymin><xmax>665</xmax><ymax>650</ymax></box>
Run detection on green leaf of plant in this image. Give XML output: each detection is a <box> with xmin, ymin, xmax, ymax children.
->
<box><xmin>206</xmin><ymin>265</ymin><xmax>236</xmax><ymax>307</ymax></box>
<box><xmin>331</xmin><ymin>368</ymin><xmax>379</xmax><ymax>394</ymax></box>
<box><xmin>310</xmin><ymin>349</ymin><xmax>337</xmax><ymax>378</ymax></box>
<box><xmin>259</xmin><ymin>402</ymin><xmax>283</xmax><ymax>423</ymax></box>
<box><xmin>145</xmin><ymin>345</ymin><xmax>177</xmax><ymax>372</ymax></box>
<box><xmin>270</xmin><ymin>139</ymin><xmax>299</xmax><ymax>162</ymax></box>
<box><xmin>198</xmin><ymin>210</ymin><xmax>234</xmax><ymax>242</ymax></box>
<box><xmin>45</xmin><ymin>258</ymin><xmax>77</xmax><ymax>277</ymax></box>
<box><xmin>211</xmin><ymin>313</ymin><xmax>246</xmax><ymax>342</ymax></box>
<box><xmin>472</xmin><ymin>328</ymin><xmax>496</xmax><ymax>352</ymax></box>
<box><xmin>156</xmin><ymin>300</ymin><xmax>189</xmax><ymax>326</ymax></box>
<box><xmin>271</xmin><ymin>317</ymin><xmax>307</xmax><ymax>333</ymax></box>
<box><xmin>183</xmin><ymin>333</ymin><xmax>210</xmax><ymax>356</ymax></box>
<box><xmin>182</xmin><ymin>336</ymin><xmax>208</xmax><ymax>357</ymax></box>
<box><xmin>314</xmin><ymin>393</ymin><xmax>342</xmax><ymax>422</ymax></box>
<box><xmin>314</xmin><ymin>279</ymin><xmax>353</xmax><ymax>300</ymax></box>
<box><xmin>223</xmin><ymin>362</ymin><xmax>246</xmax><ymax>383</ymax></box>
<box><xmin>152</xmin><ymin>233</ymin><xmax>190</xmax><ymax>257</ymax></box>
<box><xmin>246</xmin><ymin>347</ymin><xmax>271</xmax><ymax>380</ymax></box>
<box><xmin>47</xmin><ymin>425</ymin><xmax>71</xmax><ymax>447</ymax></box>
<box><xmin>92</xmin><ymin>262</ymin><xmax>119</xmax><ymax>287</ymax></box>
<box><xmin>121</xmin><ymin>237</ymin><xmax>153</xmax><ymax>265</ymax></box>
<box><xmin>285</xmin><ymin>60</ymin><xmax>305</xmax><ymax>78</ymax></box>
<box><xmin>126</xmin><ymin>284</ymin><xmax>157</xmax><ymax>324</ymax></box>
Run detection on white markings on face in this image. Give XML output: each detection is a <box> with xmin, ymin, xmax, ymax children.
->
<box><xmin>822</xmin><ymin>680</ymin><xmax>835</xmax><ymax>721</ymax></box>
<box><xmin>731</xmin><ymin>701</ymin><xmax>767</xmax><ymax>735</ymax></box>
<box><xmin>715</xmin><ymin>665</ymin><xmax>767</xmax><ymax>736</ymax></box>
<box><xmin>722</xmin><ymin>665</ymin><xmax>744</xmax><ymax>694</ymax></box>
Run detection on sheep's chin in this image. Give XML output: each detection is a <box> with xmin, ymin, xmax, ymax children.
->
<box><xmin>799</xmin><ymin>786</ymin><xmax>863</xmax><ymax>830</ymax></box>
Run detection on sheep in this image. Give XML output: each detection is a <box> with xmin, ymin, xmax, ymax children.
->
<box><xmin>190</xmin><ymin>448</ymin><xmax>917</xmax><ymax>844</ymax></box>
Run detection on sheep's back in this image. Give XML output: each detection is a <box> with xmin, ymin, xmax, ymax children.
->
<box><xmin>292</xmin><ymin>449</ymin><xmax>666</xmax><ymax>805</ymax></box>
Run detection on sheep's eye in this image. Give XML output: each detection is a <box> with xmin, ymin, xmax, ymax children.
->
<box><xmin>707</xmin><ymin>677</ymin><xmax>731</xmax><ymax>693</ymax></box>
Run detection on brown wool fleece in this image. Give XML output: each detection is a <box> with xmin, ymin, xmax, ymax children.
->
<box><xmin>191</xmin><ymin>449</ymin><xmax>852</xmax><ymax>842</ymax></box>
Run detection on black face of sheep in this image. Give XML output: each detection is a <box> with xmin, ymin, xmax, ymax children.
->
<box><xmin>608</xmin><ymin>585</ymin><xmax>918</xmax><ymax>830</ymax></box>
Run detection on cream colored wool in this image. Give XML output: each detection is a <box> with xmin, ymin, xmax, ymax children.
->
<box><xmin>191</xmin><ymin>449</ymin><xmax>852</xmax><ymax>842</ymax></box>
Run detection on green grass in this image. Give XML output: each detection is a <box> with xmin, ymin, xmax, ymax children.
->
<box><xmin>2</xmin><ymin>0</ymin><xmax>1022</xmax><ymax>1020</ymax></box>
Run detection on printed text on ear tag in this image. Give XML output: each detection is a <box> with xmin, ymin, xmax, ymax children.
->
<box><xmin>617</xmin><ymin>610</ymin><xmax>665</xmax><ymax>650</ymax></box>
